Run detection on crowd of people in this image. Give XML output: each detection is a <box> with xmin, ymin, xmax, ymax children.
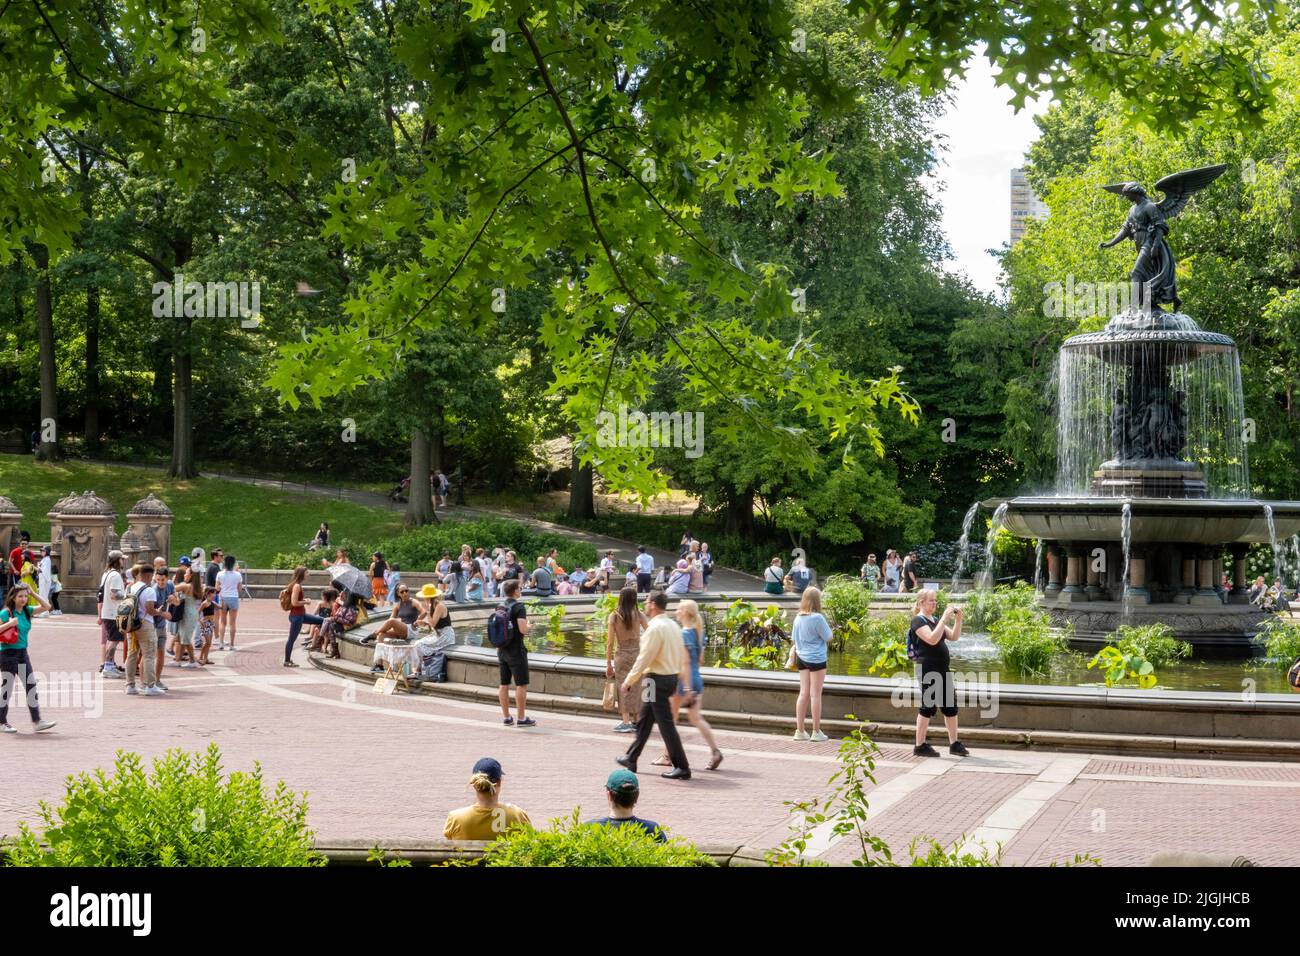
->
<box><xmin>858</xmin><ymin>549</ymin><xmax>920</xmax><ymax>593</ymax></box>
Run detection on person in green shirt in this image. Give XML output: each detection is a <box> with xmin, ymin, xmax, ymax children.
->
<box><xmin>0</xmin><ymin>584</ymin><xmax>56</xmax><ymax>734</ymax></box>
<box><xmin>860</xmin><ymin>553</ymin><xmax>880</xmax><ymax>590</ymax></box>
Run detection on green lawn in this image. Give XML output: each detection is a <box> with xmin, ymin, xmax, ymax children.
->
<box><xmin>0</xmin><ymin>455</ymin><xmax>404</xmax><ymax>567</ymax></box>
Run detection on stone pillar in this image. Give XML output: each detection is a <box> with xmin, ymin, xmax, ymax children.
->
<box><xmin>1213</xmin><ymin>556</ymin><xmax>1226</xmax><ymax>602</ymax></box>
<box><xmin>1045</xmin><ymin>544</ymin><xmax>1064</xmax><ymax>598</ymax></box>
<box><xmin>1085</xmin><ymin>543</ymin><xmax>1104</xmax><ymax>600</ymax></box>
<box><xmin>1126</xmin><ymin>550</ymin><xmax>1151</xmax><ymax>604</ymax></box>
<box><xmin>1228</xmin><ymin>544</ymin><xmax>1250</xmax><ymax>605</ymax></box>
<box><xmin>0</xmin><ymin>497</ymin><xmax>22</xmax><ymax>560</ymax></box>
<box><xmin>1177</xmin><ymin>550</ymin><xmax>1197</xmax><ymax>605</ymax></box>
<box><xmin>1061</xmin><ymin>544</ymin><xmax>1090</xmax><ymax>603</ymax></box>
<box><xmin>51</xmin><ymin>491</ymin><xmax>117</xmax><ymax>614</ymax></box>
<box><xmin>126</xmin><ymin>494</ymin><xmax>175</xmax><ymax>566</ymax></box>
<box><xmin>1191</xmin><ymin>547</ymin><xmax>1220</xmax><ymax>606</ymax></box>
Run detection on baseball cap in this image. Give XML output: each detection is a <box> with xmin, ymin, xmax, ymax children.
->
<box><xmin>472</xmin><ymin>757</ymin><xmax>503</xmax><ymax>783</ymax></box>
<box><xmin>606</xmin><ymin>769</ymin><xmax>639</xmax><ymax>795</ymax></box>
<box><xmin>178</xmin><ymin>556</ymin><xmax>191</xmax><ymax>566</ymax></box>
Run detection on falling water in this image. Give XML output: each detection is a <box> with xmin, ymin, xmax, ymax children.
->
<box><xmin>1054</xmin><ymin>328</ymin><xmax>1250</xmax><ymax>497</ymax></box>
<box><xmin>1119</xmin><ymin>501</ymin><xmax>1132</xmax><ymax>618</ymax></box>
<box><xmin>980</xmin><ymin>502</ymin><xmax>1009</xmax><ymax>588</ymax></box>
<box><xmin>951</xmin><ymin>502</ymin><xmax>982</xmax><ymax>593</ymax></box>
<box><xmin>1263</xmin><ymin>503</ymin><xmax>1280</xmax><ymax>583</ymax></box>
<box><xmin>1289</xmin><ymin>534</ymin><xmax>1300</xmax><ymax>590</ymax></box>
<box><xmin>1034</xmin><ymin>538</ymin><xmax>1044</xmax><ymax>593</ymax></box>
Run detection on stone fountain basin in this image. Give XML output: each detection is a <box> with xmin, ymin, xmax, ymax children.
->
<box><xmin>987</xmin><ymin>496</ymin><xmax>1300</xmax><ymax>544</ymax></box>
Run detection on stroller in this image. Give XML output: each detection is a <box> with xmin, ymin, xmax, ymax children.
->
<box><xmin>388</xmin><ymin>476</ymin><xmax>410</xmax><ymax>503</ymax></box>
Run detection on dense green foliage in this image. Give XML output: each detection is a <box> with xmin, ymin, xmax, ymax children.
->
<box><xmin>5</xmin><ymin>745</ymin><xmax>322</xmax><ymax>867</ymax></box>
<box><xmin>988</xmin><ymin>607</ymin><xmax>1068</xmax><ymax>678</ymax></box>
<box><xmin>478</xmin><ymin>811</ymin><xmax>714</xmax><ymax>867</ymax></box>
<box><xmin>1259</xmin><ymin>618</ymin><xmax>1300</xmax><ymax>672</ymax></box>
<box><xmin>1107</xmin><ymin>624</ymin><xmax>1193</xmax><ymax>668</ymax></box>
<box><xmin>964</xmin><ymin>582</ymin><xmax>1041</xmax><ymax>633</ymax></box>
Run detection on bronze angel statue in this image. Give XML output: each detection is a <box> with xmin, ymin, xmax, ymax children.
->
<box><xmin>1098</xmin><ymin>164</ymin><xmax>1227</xmax><ymax>312</ymax></box>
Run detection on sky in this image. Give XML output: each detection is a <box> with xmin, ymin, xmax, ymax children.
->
<box><xmin>926</xmin><ymin>54</ymin><xmax>1052</xmax><ymax>298</ymax></box>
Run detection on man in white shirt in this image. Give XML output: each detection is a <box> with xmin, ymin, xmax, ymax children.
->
<box><xmin>635</xmin><ymin>546</ymin><xmax>655</xmax><ymax>593</ymax></box>
<box><xmin>99</xmin><ymin>550</ymin><xmax>127</xmax><ymax>677</ymax></box>
<box><xmin>124</xmin><ymin>564</ymin><xmax>171</xmax><ymax>696</ymax></box>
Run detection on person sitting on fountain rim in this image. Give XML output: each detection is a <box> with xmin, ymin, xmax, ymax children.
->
<box><xmin>908</xmin><ymin>588</ymin><xmax>968</xmax><ymax>758</ymax></box>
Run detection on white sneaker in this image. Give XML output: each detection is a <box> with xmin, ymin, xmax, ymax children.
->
<box><xmin>180</xmin><ymin>662</ymin><xmax>197</xmax><ymax>669</ymax></box>
<box><xmin>125</xmin><ymin>685</ymin><xmax>139</xmax><ymax>696</ymax></box>
<box><xmin>792</xmin><ymin>729</ymin><xmax>811</xmax><ymax>741</ymax></box>
<box><xmin>0</xmin><ymin>724</ymin><xmax>15</xmax><ymax>734</ymax></box>
<box><xmin>51</xmin><ymin>610</ymin><xmax>63</xmax><ymax>616</ymax></box>
<box><xmin>809</xmin><ymin>730</ymin><xmax>829</xmax><ymax>742</ymax></box>
<box><xmin>35</xmin><ymin>719</ymin><xmax>56</xmax><ymax>732</ymax></box>
<box><xmin>153</xmin><ymin>681</ymin><xmax>168</xmax><ymax>692</ymax></box>
<box><xmin>144</xmin><ymin>686</ymin><xmax>166</xmax><ymax>697</ymax></box>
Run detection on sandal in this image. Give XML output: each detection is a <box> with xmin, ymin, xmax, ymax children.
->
<box><xmin>707</xmin><ymin>750</ymin><xmax>724</xmax><ymax>771</ymax></box>
<box><xmin>650</xmin><ymin>754</ymin><xmax>672</xmax><ymax>767</ymax></box>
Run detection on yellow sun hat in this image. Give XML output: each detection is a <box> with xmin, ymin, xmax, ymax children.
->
<box><xmin>418</xmin><ymin>583</ymin><xmax>442</xmax><ymax>599</ymax></box>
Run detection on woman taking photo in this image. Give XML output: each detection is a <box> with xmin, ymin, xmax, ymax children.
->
<box><xmin>791</xmin><ymin>586</ymin><xmax>832</xmax><ymax>742</ymax></box>
<box><xmin>0</xmin><ymin>584</ymin><xmax>56</xmax><ymax>733</ymax></box>
<box><xmin>605</xmin><ymin>587</ymin><xmax>646</xmax><ymax>733</ymax></box>
<box><xmin>908</xmin><ymin>588</ymin><xmax>968</xmax><ymax>757</ymax></box>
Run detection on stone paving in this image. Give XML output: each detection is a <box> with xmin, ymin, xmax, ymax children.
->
<box><xmin>3</xmin><ymin>601</ymin><xmax>1296</xmax><ymax>865</ymax></box>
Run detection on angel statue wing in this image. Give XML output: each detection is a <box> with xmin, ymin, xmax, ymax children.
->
<box><xmin>1101</xmin><ymin>181</ymin><xmax>1136</xmax><ymax>196</ymax></box>
<box><xmin>1153</xmin><ymin>164</ymin><xmax>1228</xmax><ymax>220</ymax></box>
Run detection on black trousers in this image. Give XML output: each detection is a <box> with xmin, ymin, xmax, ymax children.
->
<box><xmin>624</xmin><ymin>673</ymin><xmax>689</xmax><ymax>771</ymax></box>
<box><xmin>0</xmin><ymin>647</ymin><xmax>41</xmax><ymax>724</ymax></box>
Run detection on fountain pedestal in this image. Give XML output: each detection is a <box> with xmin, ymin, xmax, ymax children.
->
<box><xmin>1091</xmin><ymin>460</ymin><xmax>1208</xmax><ymax>498</ymax></box>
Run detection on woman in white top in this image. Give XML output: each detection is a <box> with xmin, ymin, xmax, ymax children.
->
<box><xmin>36</xmin><ymin>546</ymin><xmax>53</xmax><ymax>617</ymax></box>
<box><xmin>215</xmin><ymin>555</ymin><xmax>244</xmax><ymax>652</ymax></box>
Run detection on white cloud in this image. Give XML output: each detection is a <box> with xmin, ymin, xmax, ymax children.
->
<box><xmin>926</xmin><ymin>53</ymin><xmax>1052</xmax><ymax>297</ymax></box>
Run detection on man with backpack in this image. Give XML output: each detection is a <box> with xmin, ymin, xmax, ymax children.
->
<box><xmin>488</xmin><ymin>579</ymin><xmax>535</xmax><ymax>727</ymax></box>
<box><xmin>121</xmin><ymin>563</ymin><xmax>172</xmax><ymax>697</ymax></box>
<box><xmin>98</xmin><ymin>550</ymin><xmax>127</xmax><ymax>678</ymax></box>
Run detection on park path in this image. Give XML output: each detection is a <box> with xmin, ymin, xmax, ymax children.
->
<box><xmin>2</xmin><ymin>603</ymin><xmax>1297</xmax><ymax>865</ymax></box>
<box><xmin>89</xmin><ymin>459</ymin><xmax>761</xmax><ymax>588</ymax></box>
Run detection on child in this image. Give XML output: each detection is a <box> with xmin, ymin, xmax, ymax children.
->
<box><xmin>624</xmin><ymin>566</ymin><xmax>637</xmax><ymax>591</ymax></box>
<box><xmin>47</xmin><ymin>562</ymin><xmax>63</xmax><ymax>616</ymax></box>
<box><xmin>308</xmin><ymin>587</ymin><xmax>339</xmax><ymax>651</ymax></box>
<box><xmin>386</xmin><ymin>563</ymin><xmax>402</xmax><ymax>604</ymax></box>
<box><xmin>197</xmin><ymin>586</ymin><xmax>218</xmax><ymax>665</ymax></box>
<box><xmin>554</xmin><ymin>573</ymin><xmax>574</xmax><ymax>596</ymax></box>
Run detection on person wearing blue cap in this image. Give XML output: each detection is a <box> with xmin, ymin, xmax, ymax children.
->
<box><xmin>587</xmin><ymin>770</ymin><xmax>666</xmax><ymax>842</ymax></box>
<box><xmin>443</xmin><ymin>757</ymin><xmax>532</xmax><ymax>841</ymax></box>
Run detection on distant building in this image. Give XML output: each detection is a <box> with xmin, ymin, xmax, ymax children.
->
<box><xmin>1010</xmin><ymin>167</ymin><xmax>1049</xmax><ymax>243</ymax></box>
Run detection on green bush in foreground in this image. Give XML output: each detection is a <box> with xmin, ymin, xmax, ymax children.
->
<box><xmin>1108</xmin><ymin>623</ymin><xmax>1192</xmax><ymax>667</ymax></box>
<box><xmin>478</xmin><ymin>811</ymin><xmax>715</xmax><ymax>867</ymax></box>
<box><xmin>988</xmin><ymin>607</ymin><xmax>1068</xmax><ymax>677</ymax></box>
<box><xmin>5</xmin><ymin>745</ymin><xmax>323</xmax><ymax>867</ymax></box>
<box><xmin>1259</xmin><ymin>617</ymin><xmax>1300</xmax><ymax>672</ymax></box>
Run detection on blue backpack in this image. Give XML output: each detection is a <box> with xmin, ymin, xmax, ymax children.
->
<box><xmin>486</xmin><ymin>602</ymin><xmax>513</xmax><ymax>647</ymax></box>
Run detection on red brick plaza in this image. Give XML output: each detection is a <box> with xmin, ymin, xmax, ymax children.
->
<box><xmin>5</xmin><ymin>601</ymin><xmax>1297</xmax><ymax>866</ymax></box>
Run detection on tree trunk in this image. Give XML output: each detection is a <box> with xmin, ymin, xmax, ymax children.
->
<box><xmin>723</xmin><ymin>489</ymin><xmax>755</xmax><ymax>537</ymax></box>
<box><xmin>168</xmin><ymin>316</ymin><xmax>196</xmax><ymax>477</ymax></box>
<box><xmin>568</xmin><ymin>449</ymin><xmax>596</xmax><ymax>518</ymax></box>
<box><xmin>32</xmin><ymin>244</ymin><xmax>60</xmax><ymax>462</ymax></box>
<box><xmin>85</xmin><ymin>284</ymin><xmax>101</xmax><ymax>452</ymax></box>
<box><xmin>406</xmin><ymin>428</ymin><xmax>435</xmax><ymax>527</ymax></box>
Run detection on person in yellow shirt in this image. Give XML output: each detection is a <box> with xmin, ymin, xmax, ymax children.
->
<box><xmin>616</xmin><ymin>593</ymin><xmax>693</xmax><ymax>780</ymax></box>
<box><xmin>442</xmin><ymin>757</ymin><xmax>532</xmax><ymax>841</ymax></box>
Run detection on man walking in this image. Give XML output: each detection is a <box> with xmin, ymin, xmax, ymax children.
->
<box><xmin>617</xmin><ymin>591</ymin><xmax>692</xmax><ymax>780</ymax></box>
